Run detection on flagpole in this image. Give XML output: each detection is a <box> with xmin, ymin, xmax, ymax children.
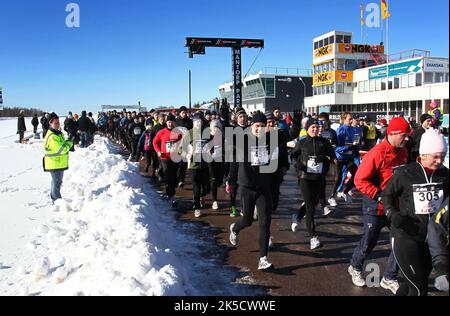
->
<box><xmin>386</xmin><ymin>12</ymin><xmax>389</xmax><ymax>117</ymax></box>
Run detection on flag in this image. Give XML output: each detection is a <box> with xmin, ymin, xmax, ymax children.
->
<box><xmin>360</xmin><ymin>3</ymin><xmax>364</xmax><ymax>26</ymax></box>
<box><xmin>381</xmin><ymin>0</ymin><xmax>391</xmax><ymax>19</ymax></box>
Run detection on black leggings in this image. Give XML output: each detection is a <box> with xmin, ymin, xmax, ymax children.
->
<box><xmin>208</xmin><ymin>162</ymin><xmax>224</xmax><ymax>201</ymax></box>
<box><xmin>178</xmin><ymin>162</ymin><xmax>188</xmax><ymax>184</ymax></box>
<box><xmin>192</xmin><ymin>168</ymin><xmax>211</xmax><ymax>209</ymax></box>
<box><xmin>233</xmin><ymin>186</ymin><xmax>272</xmax><ymax>257</ymax></box>
<box><xmin>332</xmin><ymin>159</ymin><xmax>357</xmax><ymax>196</ymax></box>
<box><xmin>298</xmin><ymin>178</ymin><xmax>325</xmax><ymax>237</ymax></box>
<box><xmin>270</xmin><ymin>172</ymin><xmax>283</xmax><ymax>212</ymax></box>
<box><xmin>160</xmin><ymin>160</ymin><xmax>179</xmax><ymax>198</ymax></box>
<box><xmin>392</xmin><ymin>237</ymin><xmax>432</xmax><ymax>296</ymax></box>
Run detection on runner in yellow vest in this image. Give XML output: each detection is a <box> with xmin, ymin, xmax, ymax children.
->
<box><xmin>429</xmin><ymin>100</ymin><xmax>444</xmax><ymax>129</ymax></box>
<box><xmin>43</xmin><ymin>113</ymin><xmax>74</xmax><ymax>202</ymax></box>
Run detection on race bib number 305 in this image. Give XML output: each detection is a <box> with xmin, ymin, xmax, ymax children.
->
<box><xmin>412</xmin><ymin>183</ymin><xmax>444</xmax><ymax>215</ymax></box>
<box><xmin>251</xmin><ymin>146</ymin><xmax>269</xmax><ymax>166</ymax></box>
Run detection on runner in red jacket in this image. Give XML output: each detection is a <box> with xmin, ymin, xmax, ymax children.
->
<box><xmin>348</xmin><ymin>117</ymin><xmax>410</xmax><ymax>295</ymax></box>
<box><xmin>152</xmin><ymin>114</ymin><xmax>183</xmax><ymax>206</ymax></box>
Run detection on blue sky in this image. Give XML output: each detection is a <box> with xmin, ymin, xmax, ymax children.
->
<box><xmin>1</xmin><ymin>0</ymin><xmax>448</xmax><ymax>114</ymax></box>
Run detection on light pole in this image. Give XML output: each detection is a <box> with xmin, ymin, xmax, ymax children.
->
<box><xmin>299</xmin><ymin>77</ymin><xmax>306</xmax><ymax>112</ymax></box>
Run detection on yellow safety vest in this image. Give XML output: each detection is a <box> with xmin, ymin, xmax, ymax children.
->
<box><xmin>366</xmin><ymin>125</ymin><xmax>377</xmax><ymax>140</ymax></box>
<box><xmin>429</xmin><ymin>107</ymin><xmax>444</xmax><ymax>124</ymax></box>
<box><xmin>43</xmin><ymin>130</ymin><xmax>73</xmax><ymax>172</ymax></box>
<box><xmin>299</xmin><ymin>129</ymin><xmax>308</xmax><ymax>138</ymax></box>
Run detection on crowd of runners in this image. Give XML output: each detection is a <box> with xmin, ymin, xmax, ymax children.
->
<box><xmin>33</xmin><ymin>101</ymin><xmax>448</xmax><ymax>296</ymax></box>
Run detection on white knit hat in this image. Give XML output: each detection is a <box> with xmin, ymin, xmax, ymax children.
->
<box><xmin>419</xmin><ymin>129</ymin><xmax>448</xmax><ymax>155</ymax></box>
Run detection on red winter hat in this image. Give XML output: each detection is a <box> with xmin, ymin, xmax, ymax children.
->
<box><xmin>387</xmin><ymin>117</ymin><xmax>410</xmax><ymax>135</ymax></box>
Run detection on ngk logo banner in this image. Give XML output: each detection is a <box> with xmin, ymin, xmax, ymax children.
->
<box><xmin>314</xmin><ymin>44</ymin><xmax>333</xmax><ymax>58</ymax></box>
<box><xmin>313</xmin><ymin>71</ymin><xmax>334</xmax><ymax>86</ymax></box>
<box><xmin>313</xmin><ymin>71</ymin><xmax>353</xmax><ymax>86</ymax></box>
<box><xmin>338</xmin><ymin>44</ymin><xmax>384</xmax><ymax>54</ymax></box>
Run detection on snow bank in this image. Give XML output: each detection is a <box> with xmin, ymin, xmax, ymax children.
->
<box><xmin>1</xmin><ymin>127</ymin><xmax>259</xmax><ymax>296</ymax></box>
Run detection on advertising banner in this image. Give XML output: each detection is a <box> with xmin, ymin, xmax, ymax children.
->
<box><xmin>314</xmin><ymin>44</ymin><xmax>334</xmax><ymax>58</ymax></box>
<box><xmin>232</xmin><ymin>48</ymin><xmax>242</xmax><ymax>109</ymax></box>
<box><xmin>338</xmin><ymin>43</ymin><xmax>384</xmax><ymax>54</ymax></box>
<box><xmin>369</xmin><ymin>59</ymin><xmax>422</xmax><ymax>79</ymax></box>
<box><xmin>423</xmin><ymin>59</ymin><xmax>449</xmax><ymax>72</ymax></box>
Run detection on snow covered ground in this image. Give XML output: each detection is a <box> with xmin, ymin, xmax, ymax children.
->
<box><xmin>0</xmin><ymin>118</ymin><xmax>259</xmax><ymax>296</ymax></box>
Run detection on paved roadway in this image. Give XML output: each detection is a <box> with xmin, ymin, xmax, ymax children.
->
<box><xmin>134</xmin><ymin>152</ymin><xmax>444</xmax><ymax>296</ymax></box>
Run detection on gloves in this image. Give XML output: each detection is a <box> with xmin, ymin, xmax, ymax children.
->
<box><xmin>389</xmin><ymin>212</ymin><xmax>406</xmax><ymax>228</ymax></box>
<box><xmin>434</xmin><ymin>275</ymin><xmax>449</xmax><ymax>292</ymax></box>
<box><xmin>226</xmin><ymin>181</ymin><xmax>231</xmax><ymax>194</ymax></box>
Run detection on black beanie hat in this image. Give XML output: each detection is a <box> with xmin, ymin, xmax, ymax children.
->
<box><xmin>305</xmin><ymin>118</ymin><xmax>319</xmax><ymax>131</ymax></box>
<box><xmin>192</xmin><ymin>112</ymin><xmax>204</xmax><ymax>121</ymax></box>
<box><xmin>179</xmin><ymin>106</ymin><xmax>187</xmax><ymax>113</ymax></box>
<box><xmin>48</xmin><ymin>112</ymin><xmax>59</xmax><ymax>123</ymax></box>
<box><xmin>251</xmin><ymin>112</ymin><xmax>267</xmax><ymax>125</ymax></box>
<box><xmin>420</xmin><ymin>113</ymin><xmax>433</xmax><ymax>124</ymax></box>
<box><xmin>166</xmin><ymin>113</ymin><xmax>176</xmax><ymax>122</ymax></box>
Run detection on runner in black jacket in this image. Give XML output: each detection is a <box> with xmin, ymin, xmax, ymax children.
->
<box><xmin>428</xmin><ymin>197</ymin><xmax>449</xmax><ymax>292</ymax></box>
<box><xmin>229</xmin><ymin>112</ymin><xmax>278</xmax><ymax>270</ymax></box>
<box><xmin>383</xmin><ymin>129</ymin><xmax>448</xmax><ymax>296</ymax></box>
<box><xmin>291</xmin><ymin>118</ymin><xmax>337</xmax><ymax>249</ymax></box>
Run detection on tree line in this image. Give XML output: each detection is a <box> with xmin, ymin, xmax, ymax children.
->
<box><xmin>0</xmin><ymin>107</ymin><xmax>44</xmax><ymax>117</ymax></box>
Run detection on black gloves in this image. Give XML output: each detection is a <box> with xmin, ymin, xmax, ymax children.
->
<box><xmin>389</xmin><ymin>212</ymin><xmax>405</xmax><ymax>228</ymax></box>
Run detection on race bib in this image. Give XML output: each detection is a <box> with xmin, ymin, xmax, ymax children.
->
<box><xmin>250</xmin><ymin>146</ymin><xmax>269</xmax><ymax>166</ymax></box>
<box><xmin>271</xmin><ymin>147</ymin><xmax>279</xmax><ymax>160</ymax></box>
<box><xmin>194</xmin><ymin>140</ymin><xmax>207</xmax><ymax>154</ymax></box>
<box><xmin>166</xmin><ymin>140</ymin><xmax>177</xmax><ymax>153</ymax></box>
<box><xmin>133</xmin><ymin>127</ymin><xmax>142</xmax><ymax>135</ymax></box>
<box><xmin>307</xmin><ymin>156</ymin><xmax>323</xmax><ymax>174</ymax></box>
<box><xmin>412</xmin><ymin>183</ymin><xmax>444</xmax><ymax>215</ymax></box>
<box><xmin>353</xmin><ymin>134</ymin><xmax>361</xmax><ymax>145</ymax></box>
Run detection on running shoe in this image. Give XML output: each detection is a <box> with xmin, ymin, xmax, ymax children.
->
<box><xmin>348</xmin><ymin>265</ymin><xmax>366</xmax><ymax>287</ymax></box>
<box><xmin>328</xmin><ymin>197</ymin><xmax>338</xmax><ymax>207</ymax></box>
<box><xmin>258</xmin><ymin>256</ymin><xmax>273</xmax><ymax>270</ymax></box>
<box><xmin>212</xmin><ymin>201</ymin><xmax>219</xmax><ymax>210</ymax></box>
<box><xmin>380</xmin><ymin>277</ymin><xmax>399</xmax><ymax>295</ymax></box>
<box><xmin>291</xmin><ymin>214</ymin><xmax>299</xmax><ymax>232</ymax></box>
<box><xmin>310</xmin><ymin>236</ymin><xmax>321</xmax><ymax>250</ymax></box>
<box><xmin>194</xmin><ymin>209</ymin><xmax>202</xmax><ymax>218</ymax></box>
<box><xmin>253</xmin><ymin>206</ymin><xmax>258</xmax><ymax>220</ymax></box>
<box><xmin>323</xmin><ymin>206</ymin><xmax>332</xmax><ymax>216</ymax></box>
<box><xmin>229</xmin><ymin>223</ymin><xmax>238</xmax><ymax>246</ymax></box>
<box><xmin>268</xmin><ymin>236</ymin><xmax>274</xmax><ymax>250</ymax></box>
<box><xmin>230</xmin><ymin>206</ymin><xmax>237</xmax><ymax>217</ymax></box>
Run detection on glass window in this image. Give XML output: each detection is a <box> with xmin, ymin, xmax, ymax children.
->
<box><xmin>337</xmin><ymin>60</ymin><xmax>345</xmax><ymax>70</ymax></box>
<box><xmin>424</xmin><ymin>72</ymin><xmax>434</xmax><ymax>83</ymax></box>
<box><xmin>381</xmin><ymin>79</ymin><xmax>386</xmax><ymax>90</ymax></box>
<box><xmin>394</xmin><ymin>77</ymin><xmax>400</xmax><ymax>89</ymax></box>
<box><xmin>364</xmin><ymin>80</ymin><xmax>369</xmax><ymax>92</ymax></box>
<box><xmin>314</xmin><ymin>41</ymin><xmax>318</xmax><ymax>49</ymax></box>
<box><xmin>369</xmin><ymin>80</ymin><xmax>376</xmax><ymax>92</ymax></box>
<box><xmin>324</xmin><ymin>37</ymin><xmax>329</xmax><ymax>46</ymax></box>
<box><xmin>408</xmin><ymin>73</ymin><xmax>415</xmax><ymax>87</ymax></box>
<box><xmin>445</xmin><ymin>73</ymin><xmax>449</xmax><ymax>82</ymax></box>
<box><xmin>329</xmin><ymin>36</ymin><xmax>335</xmax><ymax>44</ymax></box>
<box><xmin>401</xmin><ymin>75</ymin><xmax>408</xmax><ymax>88</ymax></box>
<box><xmin>358</xmin><ymin>81</ymin><xmax>363</xmax><ymax>93</ymax></box>
<box><xmin>330</xmin><ymin>84</ymin><xmax>335</xmax><ymax>93</ymax></box>
<box><xmin>416</xmin><ymin>73</ymin><xmax>422</xmax><ymax>86</ymax></box>
<box><xmin>319</xmin><ymin>39</ymin><xmax>324</xmax><ymax>48</ymax></box>
<box><xmin>344</xmin><ymin>35</ymin><xmax>351</xmax><ymax>43</ymax></box>
<box><xmin>388</xmin><ymin>78</ymin><xmax>393</xmax><ymax>89</ymax></box>
<box><xmin>336</xmin><ymin>82</ymin><xmax>345</xmax><ymax>93</ymax></box>
<box><xmin>336</xmin><ymin>35</ymin><xmax>344</xmax><ymax>43</ymax></box>
<box><xmin>261</xmin><ymin>78</ymin><xmax>275</xmax><ymax>97</ymax></box>
<box><xmin>435</xmin><ymin>72</ymin><xmax>444</xmax><ymax>83</ymax></box>
<box><xmin>375</xmin><ymin>79</ymin><xmax>381</xmax><ymax>91</ymax></box>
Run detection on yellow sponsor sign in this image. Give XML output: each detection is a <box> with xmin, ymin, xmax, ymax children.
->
<box><xmin>313</xmin><ymin>71</ymin><xmax>334</xmax><ymax>86</ymax></box>
<box><xmin>338</xmin><ymin>43</ymin><xmax>384</xmax><ymax>54</ymax></box>
<box><xmin>313</xmin><ymin>71</ymin><xmax>353</xmax><ymax>86</ymax></box>
<box><xmin>314</xmin><ymin>44</ymin><xmax>334</xmax><ymax>58</ymax></box>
